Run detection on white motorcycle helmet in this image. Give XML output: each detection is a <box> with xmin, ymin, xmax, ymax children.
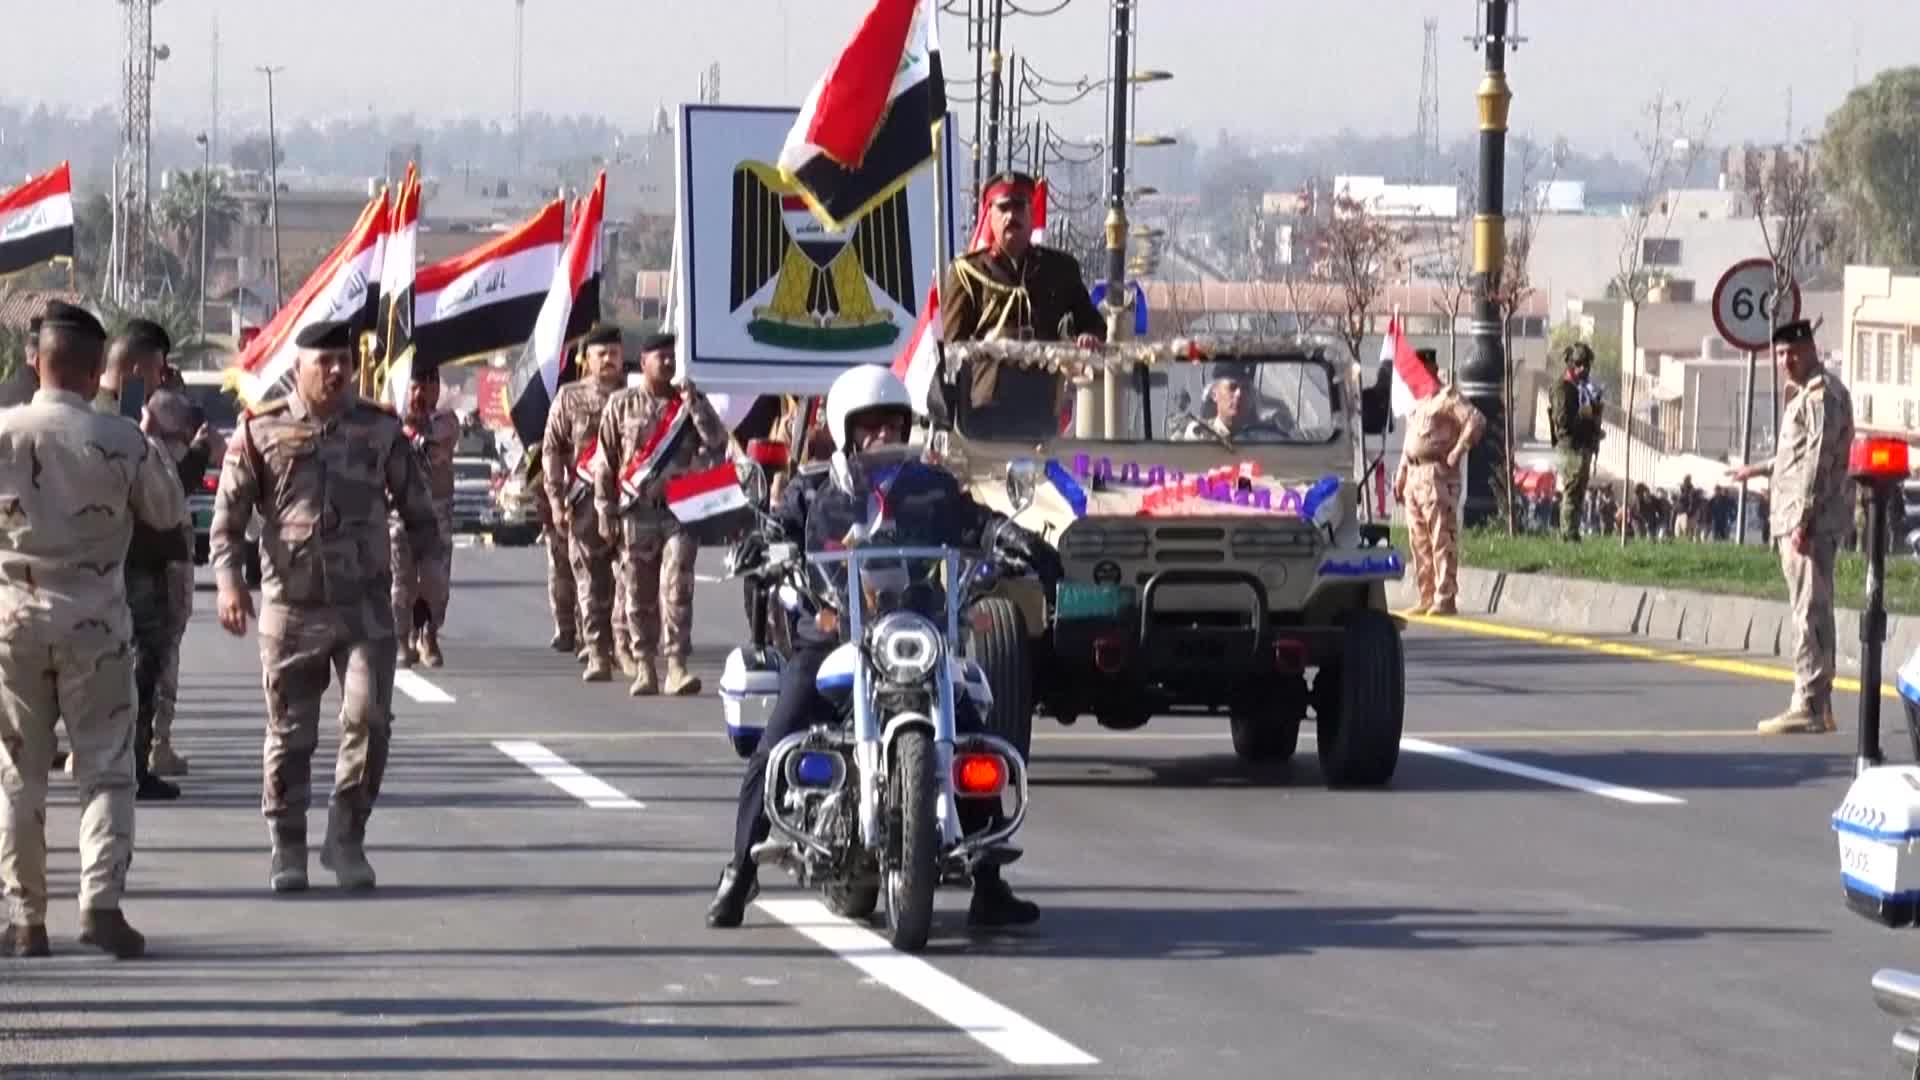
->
<box><xmin>825</xmin><ymin>364</ymin><xmax>917</xmax><ymax>498</ymax></box>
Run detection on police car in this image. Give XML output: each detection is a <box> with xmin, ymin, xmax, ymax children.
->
<box><xmin>178</xmin><ymin>370</ymin><xmax>261</xmax><ymax>586</ymax></box>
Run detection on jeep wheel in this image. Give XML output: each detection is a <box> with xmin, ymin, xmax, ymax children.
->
<box><xmin>1313</xmin><ymin>611</ymin><xmax>1404</xmax><ymax>786</ymax></box>
<box><xmin>963</xmin><ymin>597</ymin><xmax>1033</xmax><ymax>760</ymax></box>
<box><xmin>1229</xmin><ymin>696</ymin><xmax>1301</xmax><ymax>763</ymax></box>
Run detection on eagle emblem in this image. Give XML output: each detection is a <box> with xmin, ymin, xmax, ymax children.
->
<box><xmin>730</xmin><ymin>161</ymin><xmax>914</xmax><ymax>352</ymax></box>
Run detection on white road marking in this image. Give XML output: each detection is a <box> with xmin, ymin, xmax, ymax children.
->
<box><xmin>694</xmin><ymin>573</ymin><xmax>724</xmax><ymax>583</ymax></box>
<box><xmin>393</xmin><ymin>670</ymin><xmax>455</xmax><ymax>704</ymax></box>
<box><xmin>756</xmin><ymin>898</ymin><xmax>1099</xmax><ymax>1068</ymax></box>
<box><xmin>492</xmin><ymin>740</ymin><xmax>645</xmax><ymax>809</ymax></box>
<box><xmin>1399</xmin><ymin>737</ymin><xmax>1685</xmax><ymax>805</ymax></box>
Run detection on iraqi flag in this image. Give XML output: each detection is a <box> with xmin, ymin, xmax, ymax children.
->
<box><xmin>378</xmin><ymin>163</ymin><xmax>421</xmax><ymax>411</ymax></box>
<box><xmin>413</xmin><ymin>197</ymin><xmax>564</xmax><ymax>370</ymax></box>
<box><xmin>664</xmin><ymin>462</ymin><xmax>753</xmax><ymax>543</ymax></box>
<box><xmin>616</xmin><ymin>396</ymin><xmax>694</xmax><ymax>512</ymax></box>
<box><xmin>0</xmin><ymin>162</ymin><xmax>75</xmax><ymax>277</ymax></box>
<box><xmin>506</xmin><ymin>171</ymin><xmax>605</xmax><ymax>449</ymax></box>
<box><xmin>1382</xmin><ymin>314</ymin><xmax>1438</xmax><ymax>418</ymax></box>
<box><xmin>778</xmin><ymin>0</ymin><xmax>946</xmax><ymax>231</ymax></box>
<box><xmin>236</xmin><ymin>190</ymin><xmax>388</xmax><ymax>405</ymax></box>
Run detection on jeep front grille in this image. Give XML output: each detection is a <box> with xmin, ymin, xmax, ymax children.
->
<box><xmin>1060</xmin><ymin>523</ymin><xmax>1150</xmax><ymax>560</ymax></box>
<box><xmin>1230</xmin><ymin>523</ymin><xmax>1317</xmax><ymax>558</ymax></box>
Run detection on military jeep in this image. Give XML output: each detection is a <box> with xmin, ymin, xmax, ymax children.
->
<box><xmin>925</xmin><ymin>337</ymin><xmax>1408</xmax><ymax>787</ymax></box>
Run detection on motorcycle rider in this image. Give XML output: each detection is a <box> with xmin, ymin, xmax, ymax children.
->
<box><xmin>706</xmin><ymin>364</ymin><xmax>1059</xmax><ymax>931</ymax></box>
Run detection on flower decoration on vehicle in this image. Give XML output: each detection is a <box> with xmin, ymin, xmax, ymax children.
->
<box><xmin>940</xmin><ymin>336</ymin><xmax>1321</xmax><ymax>379</ymax></box>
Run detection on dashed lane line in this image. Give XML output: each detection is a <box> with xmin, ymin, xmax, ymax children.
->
<box><xmin>393</xmin><ymin>670</ymin><xmax>455</xmax><ymax>704</ymax></box>
<box><xmin>1400</xmin><ymin>608</ymin><xmax>1899</xmax><ymax>700</ymax></box>
<box><xmin>756</xmin><ymin>898</ymin><xmax>1099</xmax><ymax>1068</ymax></box>
<box><xmin>492</xmin><ymin>740</ymin><xmax>645</xmax><ymax>809</ymax></box>
<box><xmin>1400</xmin><ymin>737</ymin><xmax>1685</xmax><ymax>805</ymax></box>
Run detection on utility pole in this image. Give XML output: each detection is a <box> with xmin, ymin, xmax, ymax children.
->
<box><xmin>1099</xmin><ymin>0</ymin><xmax>1133</xmax><ymax>436</ymax></box>
<box><xmin>969</xmin><ymin>0</ymin><xmax>984</xmax><ymax>214</ymax></box>
<box><xmin>984</xmin><ymin>0</ymin><xmax>1004</xmax><ymax>179</ymax></box>
<box><xmin>196</xmin><ymin>131</ymin><xmax>210</xmax><ymax>340</ymax></box>
<box><xmin>119</xmin><ymin>0</ymin><xmax>160</xmax><ymax>306</ymax></box>
<box><xmin>209</xmin><ymin>15</ymin><xmax>220</xmax><ymax>165</ymax></box>
<box><xmin>257</xmin><ymin>65</ymin><xmax>285</xmax><ymax>310</ymax></box>
<box><xmin>513</xmin><ymin>0</ymin><xmax>526</xmax><ymax>177</ymax></box>
<box><xmin>1416</xmin><ymin>18</ymin><xmax>1440</xmax><ymax>182</ymax></box>
<box><xmin>1460</xmin><ymin>1</ymin><xmax>1518</xmax><ymax>528</ymax></box>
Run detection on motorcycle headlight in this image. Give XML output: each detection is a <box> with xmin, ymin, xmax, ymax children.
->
<box><xmin>869</xmin><ymin>611</ymin><xmax>942</xmax><ymax>683</ymax></box>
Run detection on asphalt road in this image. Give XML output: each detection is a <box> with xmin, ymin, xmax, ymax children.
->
<box><xmin>0</xmin><ymin>541</ymin><xmax>1909</xmax><ymax>1079</ymax></box>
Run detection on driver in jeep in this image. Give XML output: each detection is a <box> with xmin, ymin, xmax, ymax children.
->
<box><xmin>1175</xmin><ymin>363</ymin><xmax>1295</xmax><ymax>441</ymax></box>
<box><xmin>705</xmin><ymin>365</ymin><xmax>1060</xmax><ymax>931</ymax></box>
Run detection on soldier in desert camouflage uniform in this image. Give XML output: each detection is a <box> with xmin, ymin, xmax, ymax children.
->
<box><xmin>1392</xmin><ymin>349</ymin><xmax>1486</xmax><ymax>616</ymax></box>
<box><xmin>0</xmin><ymin>302</ymin><xmax>186</xmax><ymax>960</ymax></box>
<box><xmin>1729</xmin><ymin>319</ymin><xmax>1855</xmax><ymax>735</ymax></box>
<box><xmin>525</xmin><ymin>444</ymin><xmax>578</xmax><ymax>652</ymax></box>
<box><xmin>541</xmin><ymin>325</ymin><xmax>625</xmax><ymax>682</ymax></box>
<box><xmin>211</xmin><ymin>318</ymin><xmax>441</xmax><ymax>894</ymax></box>
<box><xmin>391</xmin><ymin>363</ymin><xmax>461</xmax><ymax>669</ymax></box>
<box><xmin>594</xmin><ymin>332</ymin><xmax>735</xmax><ymax>697</ymax></box>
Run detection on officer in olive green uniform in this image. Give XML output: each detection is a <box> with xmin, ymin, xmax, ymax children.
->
<box><xmin>0</xmin><ymin>302</ymin><xmax>186</xmax><ymax>960</ymax></box>
<box><xmin>1730</xmin><ymin>320</ymin><xmax>1855</xmax><ymax>734</ymax></box>
<box><xmin>211</xmin><ymin>318</ymin><xmax>441</xmax><ymax>894</ymax></box>
<box><xmin>1548</xmin><ymin>343</ymin><xmax>1604</xmax><ymax>541</ymax></box>
<box><xmin>941</xmin><ymin>171</ymin><xmax>1106</xmax><ymax>439</ymax></box>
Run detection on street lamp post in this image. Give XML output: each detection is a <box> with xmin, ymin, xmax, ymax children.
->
<box><xmin>195</xmin><ymin>131</ymin><xmax>210</xmax><ymax>340</ymax></box>
<box><xmin>1460</xmin><ymin>0</ymin><xmax>1519</xmax><ymax>528</ymax></box>
<box><xmin>256</xmin><ymin>65</ymin><xmax>285</xmax><ymax>310</ymax></box>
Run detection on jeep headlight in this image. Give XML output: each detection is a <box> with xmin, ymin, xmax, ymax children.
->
<box><xmin>869</xmin><ymin>611</ymin><xmax>942</xmax><ymax>683</ymax></box>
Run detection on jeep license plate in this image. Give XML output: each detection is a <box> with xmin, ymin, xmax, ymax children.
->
<box><xmin>192</xmin><ymin>509</ymin><xmax>212</xmax><ymax>530</ymax></box>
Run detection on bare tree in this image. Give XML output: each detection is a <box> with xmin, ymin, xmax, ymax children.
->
<box><xmin>1322</xmin><ymin>192</ymin><xmax>1404</xmax><ymax>371</ymax></box>
<box><xmin>1745</xmin><ymin>140</ymin><xmax>1822</xmax><ymax>453</ymax></box>
<box><xmin>1428</xmin><ymin>178</ymin><xmax>1475</xmax><ymax>385</ymax></box>
<box><xmin>1612</xmin><ymin>90</ymin><xmax>1722</xmax><ymax>545</ymax></box>
<box><xmin>1490</xmin><ymin>137</ymin><xmax>1563</xmax><ymax>536</ymax></box>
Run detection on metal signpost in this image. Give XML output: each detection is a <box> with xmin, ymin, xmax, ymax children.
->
<box><xmin>1712</xmin><ymin>258</ymin><xmax>1802</xmax><ymax>544</ymax></box>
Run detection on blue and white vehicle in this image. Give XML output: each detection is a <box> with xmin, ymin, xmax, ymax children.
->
<box><xmin>719</xmin><ymin>527</ymin><xmax>1029</xmax><ymax>953</ymax></box>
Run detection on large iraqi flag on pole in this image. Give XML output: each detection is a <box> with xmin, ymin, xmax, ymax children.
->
<box><xmin>411</xmin><ymin>196</ymin><xmax>565</xmax><ymax>371</ymax></box>
<box><xmin>506</xmin><ymin>170</ymin><xmax>605</xmax><ymax>449</ymax></box>
<box><xmin>378</xmin><ymin>162</ymin><xmax>422</xmax><ymax>411</ymax></box>
<box><xmin>777</xmin><ymin>0</ymin><xmax>947</xmax><ymax>231</ymax></box>
<box><xmin>236</xmin><ymin>190</ymin><xmax>389</xmax><ymax>406</ymax></box>
<box><xmin>0</xmin><ymin>162</ymin><xmax>75</xmax><ymax>277</ymax></box>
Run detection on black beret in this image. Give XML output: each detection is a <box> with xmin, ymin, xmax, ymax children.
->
<box><xmin>1211</xmin><ymin>361</ymin><xmax>1253</xmax><ymax>385</ymax></box>
<box><xmin>120</xmin><ymin>317</ymin><xmax>172</xmax><ymax>355</ymax></box>
<box><xmin>26</xmin><ymin>315</ymin><xmax>41</xmax><ymax>334</ymax></box>
<box><xmin>581</xmin><ymin>323</ymin><xmax>623</xmax><ymax>349</ymax></box>
<box><xmin>1772</xmin><ymin>319</ymin><xmax>1814</xmax><ymax>345</ymax></box>
<box><xmin>410</xmin><ymin>360</ymin><xmax>440</xmax><ymax>383</ymax></box>
<box><xmin>294</xmin><ymin>318</ymin><xmax>354</xmax><ymax>351</ymax></box>
<box><xmin>1564</xmin><ymin>342</ymin><xmax>1595</xmax><ymax>367</ymax></box>
<box><xmin>39</xmin><ymin>300</ymin><xmax>106</xmax><ymax>343</ymax></box>
<box><xmin>638</xmin><ymin>332</ymin><xmax>676</xmax><ymax>354</ymax></box>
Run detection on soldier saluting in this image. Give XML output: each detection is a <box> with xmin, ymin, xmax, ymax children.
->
<box><xmin>1728</xmin><ymin>319</ymin><xmax>1855</xmax><ymax>735</ymax></box>
<box><xmin>211</xmin><ymin>318</ymin><xmax>442</xmax><ymax>894</ymax></box>
<box><xmin>941</xmin><ymin>171</ymin><xmax>1105</xmax><ymax>437</ymax></box>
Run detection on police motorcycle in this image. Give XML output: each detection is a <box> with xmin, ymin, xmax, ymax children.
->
<box><xmin>717</xmin><ymin>462</ymin><xmax>1034</xmax><ymax>952</ymax></box>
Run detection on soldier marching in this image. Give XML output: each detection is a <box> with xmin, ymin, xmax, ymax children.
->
<box><xmin>541</xmin><ymin>324</ymin><xmax>627</xmax><ymax>682</ymax></box>
<box><xmin>391</xmin><ymin>362</ymin><xmax>462</xmax><ymax>669</ymax></box>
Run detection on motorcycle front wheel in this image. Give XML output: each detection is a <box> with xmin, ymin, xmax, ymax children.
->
<box><xmin>883</xmin><ymin>728</ymin><xmax>940</xmax><ymax>952</ymax></box>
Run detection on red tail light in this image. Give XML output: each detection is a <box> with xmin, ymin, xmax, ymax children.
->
<box><xmin>201</xmin><ymin>472</ymin><xmax>219</xmax><ymax>492</ymax></box>
<box><xmin>954</xmin><ymin>753</ymin><xmax>1008</xmax><ymax>797</ymax></box>
<box><xmin>1271</xmin><ymin>639</ymin><xmax>1307</xmax><ymax>673</ymax></box>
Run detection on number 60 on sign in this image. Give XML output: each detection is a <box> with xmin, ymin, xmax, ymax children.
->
<box><xmin>1712</xmin><ymin>257</ymin><xmax>1802</xmax><ymax>353</ymax></box>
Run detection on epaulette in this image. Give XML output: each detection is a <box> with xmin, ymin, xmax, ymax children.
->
<box><xmin>243</xmin><ymin>398</ymin><xmax>291</xmax><ymax>420</ymax></box>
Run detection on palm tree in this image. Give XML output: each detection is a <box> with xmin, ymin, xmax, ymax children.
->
<box><xmin>154</xmin><ymin>170</ymin><xmax>241</xmax><ymax>309</ymax></box>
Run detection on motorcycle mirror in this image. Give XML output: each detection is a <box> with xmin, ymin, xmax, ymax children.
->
<box><xmin>1004</xmin><ymin>459</ymin><xmax>1039</xmax><ymax>515</ymax></box>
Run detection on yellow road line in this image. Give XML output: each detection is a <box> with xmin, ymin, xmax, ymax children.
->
<box><xmin>1398</xmin><ymin>609</ymin><xmax>1901</xmax><ymax>701</ymax></box>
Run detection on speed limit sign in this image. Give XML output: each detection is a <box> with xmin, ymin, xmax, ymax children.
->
<box><xmin>1712</xmin><ymin>257</ymin><xmax>1802</xmax><ymax>352</ymax></box>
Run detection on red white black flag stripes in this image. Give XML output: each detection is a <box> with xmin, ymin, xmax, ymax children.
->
<box><xmin>412</xmin><ymin>197</ymin><xmax>565</xmax><ymax>371</ymax></box>
<box><xmin>507</xmin><ymin>171</ymin><xmax>606</xmax><ymax>449</ymax></box>
<box><xmin>0</xmin><ymin>162</ymin><xmax>75</xmax><ymax>277</ymax></box>
<box><xmin>617</xmin><ymin>397</ymin><xmax>693</xmax><ymax>512</ymax></box>
<box><xmin>1382</xmin><ymin>314</ymin><xmax>1438</xmax><ymax>417</ymax></box>
<box><xmin>379</xmin><ymin>163</ymin><xmax>422</xmax><ymax>411</ymax></box>
<box><xmin>236</xmin><ymin>190</ymin><xmax>388</xmax><ymax>405</ymax></box>
<box><xmin>777</xmin><ymin>0</ymin><xmax>946</xmax><ymax>230</ymax></box>
<box><xmin>665</xmin><ymin>463</ymin><xmax>753</xmax><ymax>542</ymax></box>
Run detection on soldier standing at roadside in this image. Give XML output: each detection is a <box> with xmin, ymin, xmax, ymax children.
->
<box><xmin>211</xmin><ymin>318</ymin><xmax>441</xmax><ymax>893</ymax></box>
<box><xmin>392</xmin><ymin>363</ymin><xmax>460</xmax><ymax>669</ymax></box>
<box><xmin>594</xmin><ymin>332</ymin><xmax>735</xmax><ymax>697</ymax></box>
<box><xmin>1393</xmin><ymin>348</ymin><xmax>1486</xmax><ymax>616</ymax></box>
<box><xmin>1728</xmin><ymin>319</ymin><xmax>1854</xmax><ymax>735</ymax></box>
<box><xmin>0</xmin><ymin>302</ymin><xmax>186</xmax><ymax>959</ymax></box>
<box><xmin>541</xmin><ymin>325</ymin><xmax>625</xmax><ymax>682</ymax></box>
<box><xmin>1549</xmin><ymin>343</ymin><xmax>1604</xmax><ymax>542</ymax></box>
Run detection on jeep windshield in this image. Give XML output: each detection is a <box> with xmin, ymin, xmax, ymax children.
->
<box><xmin>955</xmin><ymin>352</ymin><xmax>1341</xmax><ymax>446</ymax></box>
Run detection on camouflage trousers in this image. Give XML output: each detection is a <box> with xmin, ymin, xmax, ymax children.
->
<box><xmin>1781</xmin><ymin>532</ymin><xmax>1839</xmax><ymax>713</ymax></box>
<box><xmin>391</xmin><ymin>512</ymin><xmax>454</xmax><ymax>641</ymax></box>
<box><xmin>542</xmin><ymin>506</ymin><xmax>577</xmax><ymax>640</ymax></box>
<box><xmin>0</xmin><ymin>622</ymin><xmax>138</xmax><ymax>925</ymax></box>
<box><xmin>565</xmin><ymin>503</ymin><xmax>617</xmax><ymax>662</ymax></box>
<box><xmin>152</xmin><ymin>560</ymin><xmax>194</xmax><ymax>745</ymax></box>
<box><xmin>613</xmin><ymin>568</ymin><xmax>632</xmax><ymax>659</ymax></box>
<box><xmin>1557</xmin><ymin>448</ymin><xmax>1593</xmax><ymax>539</ymax></box>
<box><xmin>615</xmin><ymin>513</ymin><xmax>698</xmax><ymax>661</ymax></box>
<box><xmin>257</xmin><ymin>612</ymin><xmax>396</xmax><ymax>836</ymax></box>
<box><xmin>1405</xmin><ymin>462</ymin><xmax>1462</xmax><ymax>607</ymax></box>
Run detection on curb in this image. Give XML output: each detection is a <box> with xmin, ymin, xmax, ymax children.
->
<box><xmin>1387</xmin><ymin>565</ymin><xmax>1915</xmax><ymax>679</ymax></box>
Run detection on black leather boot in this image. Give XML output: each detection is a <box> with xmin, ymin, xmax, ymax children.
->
<box><xmin>705</xmin><ymin>864</ymin><xmax>759</xmax><ymax>929</ymax></box>
<box><xmin>968</xmin><ymin>868</ymin><xmax>1040</xmax><ymax>927</ymax></box>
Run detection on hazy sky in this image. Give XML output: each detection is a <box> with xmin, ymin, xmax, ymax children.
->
<box><xmin>3</xmin><ymin>0</ymin><xmax>1913</xmax><ymax>159</ymax></box>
